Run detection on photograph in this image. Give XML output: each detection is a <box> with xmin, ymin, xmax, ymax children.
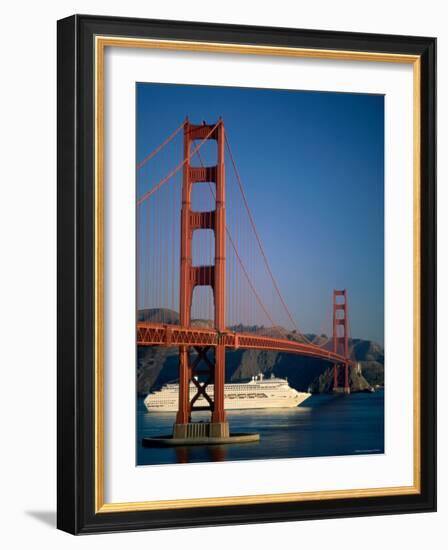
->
<box><xmin>136</xmin><ymin>82</ymin><xmax>385</xmax><ymax>466</ymax></box>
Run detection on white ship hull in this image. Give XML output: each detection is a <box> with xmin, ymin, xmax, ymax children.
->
<box><xmin>144</xmin><ymin>375</ymin><xmax>311</xmax><ymax>412</ymax></box>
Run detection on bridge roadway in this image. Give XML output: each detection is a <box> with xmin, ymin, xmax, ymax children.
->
<box><xmin>137</xmin><ymin>322</ymin><xmax>352</xmax><ymax>366</ymax></box>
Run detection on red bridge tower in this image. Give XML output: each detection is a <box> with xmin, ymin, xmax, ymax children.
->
<box><xmin>173</xmin><ymin>118</ymin><xmax>229</xmax><ymax>439</ymax></box>
<box><xmin>332</xmin><ymin>289</ymin><xmax>351</xmax><ymax>394</ymax></box>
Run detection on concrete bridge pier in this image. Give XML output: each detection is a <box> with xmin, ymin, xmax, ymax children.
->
<box><xmin>333</xmin><ymin>363</ymin><xmax>351</xmax><ymax>394</ymax></box>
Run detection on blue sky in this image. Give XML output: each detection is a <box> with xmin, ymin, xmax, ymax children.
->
<box><xmin>136</xmin><ymin>83</ymin><xmax>384</xmax><ymax>344</ymax></box>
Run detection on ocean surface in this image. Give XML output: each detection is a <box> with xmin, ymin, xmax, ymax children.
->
<box><xmin>136</xmin><ymin>390</ymin><xmax>384</xmax><ymax>466</ymax></box>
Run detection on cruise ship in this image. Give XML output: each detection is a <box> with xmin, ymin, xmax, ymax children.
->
<box><xmin>144</xmin><ymin>373</ymin><xmax>311</xmax><ymax>412</ymax></box>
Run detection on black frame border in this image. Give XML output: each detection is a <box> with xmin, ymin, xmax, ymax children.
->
<box><xmin>57</xmin><ymin>14</ymin><xmax>436</xmax><ymax>534</ymax></box>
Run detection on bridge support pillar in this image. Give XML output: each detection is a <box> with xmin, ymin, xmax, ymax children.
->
<box><xmin>333</xmin><ymin>363</ymin><xmax>338</xmax><ymax>389</ymax></box>
<box><xmin>209</xmin><ymin>422</ymin><xmax>230</xmax><ymax>438</ymax></box>
<box><xmin>173</xmin><ymin>342</ymin><xmax>230</xmax><ymax>440</ymax></box>
<box><xmin>143</xmin><ymin>119</ymin><xmax>258</xmax><ymax>448</ymax></box>
<box><xmin>212</xmin><ymin>343</ymin><xmax>226</xmax><ymax>424</ymax></box>
<box><xmin>333</xmin><ymin>363</ymin><xmax>351</xmax><ymax>394</ymax></box>
<box><xmin>175</xmin><ymin>346</ymin><xmax>191</xmax><ymax>425</ymax></box>
<box><xmin>174</xmin><ymin>119</ymin><xmax>229</xmax><ymax>437</ymax></box>
<box><xmin>332</xmin><ymin>289</ymin><xmax>351</xmax><ymax>394</ymax></box>
<box><xmin>344</xmin><ymin>362</ymin><xmax>350</xmax><ymax>392</ymax></box>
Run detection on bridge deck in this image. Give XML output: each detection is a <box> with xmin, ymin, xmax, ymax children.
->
<box><xmin>137</xmin><ymin>322</ymin><xmax>351</xmax><ymax>365</ymax></box>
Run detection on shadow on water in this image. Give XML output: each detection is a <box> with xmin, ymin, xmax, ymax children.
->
<box><xmin>175</xmin><ymin>445</ymin><xmax>228</xmax><ymax>463</ymax></box>
<box><xmin>137</xmin><ymin>390</ymin><xmax>384</xmax><ymax>466</ymax></box>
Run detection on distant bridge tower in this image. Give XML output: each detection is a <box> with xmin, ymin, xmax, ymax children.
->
<box><xmin>174</xmin><ymin>118</ymin><xmax>229</xmax><ymax>439</ymax></box>
<box><xmin>332</xmin><ymin>289</ymin><xmax>351</xmax><ymax>394</ymax></box>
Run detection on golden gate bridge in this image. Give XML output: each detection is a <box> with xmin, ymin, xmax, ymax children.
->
<box><xmin>137</xmin><ymin>118</ymin><xmax>354</xmax><ymax>444</ymax></box>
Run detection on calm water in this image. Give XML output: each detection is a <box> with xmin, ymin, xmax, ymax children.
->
<box><xmin>137</xmin><ymin>390</ymin><xmax>384</xmax><ymax>466</ymax></box>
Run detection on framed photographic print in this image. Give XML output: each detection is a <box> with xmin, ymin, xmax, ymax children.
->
<box><xmin>57</xmin><ymin>15</ymin><xmax>436</xmax><ymax>534</ymax></box>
